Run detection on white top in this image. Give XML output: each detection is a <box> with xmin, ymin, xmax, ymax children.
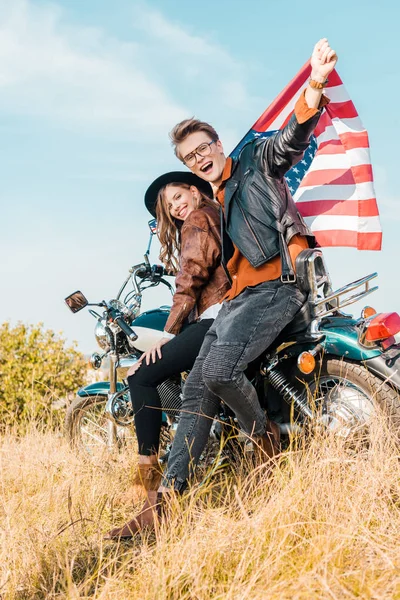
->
<box><xmin>199</xmin><ymin>302</ymin><xmax>223</xmax><ymax>321</ymax></box>
<box><xmin>163</xmin><ymin>302</ymin><xmax>223</xmax><ymax>339</ymax></box>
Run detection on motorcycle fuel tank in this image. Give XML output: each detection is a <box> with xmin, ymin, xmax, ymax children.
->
<box><xmin>130</xmin><ymin>307</ymin><xmax>170</xmax><ymax>352</ymax></box>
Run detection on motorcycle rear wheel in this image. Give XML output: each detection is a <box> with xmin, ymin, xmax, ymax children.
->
<box><xmin>300</xmin><ymin>357</ymin><xmax>400</xmax><ymax>434</ymax></box>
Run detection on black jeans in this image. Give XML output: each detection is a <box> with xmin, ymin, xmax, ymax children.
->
<box><xmin>127</xmin><ymin>319</ymin><xmax>213</xmax><ymax>455</ymax></box>
<box><xmin>162</xmin><ymin>279</ymin><xmax>306</xmax><ymax>490</ymax></box>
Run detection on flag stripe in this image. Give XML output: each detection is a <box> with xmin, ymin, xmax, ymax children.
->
<box><xmin>325</xmin><ymin>70</ymin><xmax>343</xmax><ymax>87</ymax></box>
<box><xmin>310</xmin><ymin>148</ymin><xmax>371</xmax><ymax>169</ymax></box>
<box><xmin>294</xmin><ymin>181</ymin><xmax>377</xmax><ymax>202</ymax></box>
<box><xmin>252</xmin><ymin>61</ymin><xmax>310</xmax><ymax>132</ymax></box>
<box><xmin>321</xmin><ymin>83</ymin><xmax>350</xmax><ymax>103</ymax></box>
<box><xmin>326</xmin><ymin>100</ymin><xmax>359</xmax><ymax>120</ymax></box>
<box><xmin>317</xmin><ymin>113</ymin><xmax>366</xmax><ymax>137</ymax></box>
<box><xmin>297</xmin><ymin>198</ymin><xmax>379</xmax><ymax>217</ymax></box>
<box><xmin>304</xmin><ymin>214</ymin><xmax>381</xmax><ymax>231</ymax></box>
<box><xmin>301</xmin><ymin>164</ymin><xmax>373</xmax><ymax>187</ymax></box>
<box><xmin>314</xmin><ymin>230</ymin><xmax>382</xmax><ymax>250</ymax></box>
<box><xmin>318</xmin><ymin>132</ymin><xmax>370</xmax><ymax>152</ymax></box>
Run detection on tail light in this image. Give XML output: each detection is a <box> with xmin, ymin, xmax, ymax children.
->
<box><xmin>365</xmin><ymin>312</ymin><xmax>400</xmax><ymax>342</ymax></box>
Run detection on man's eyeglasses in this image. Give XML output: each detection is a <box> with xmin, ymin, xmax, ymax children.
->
<box><xmin>183</xmin><ymin>140</ymin><xmax>217</xmax><ymax>167</ymax></box>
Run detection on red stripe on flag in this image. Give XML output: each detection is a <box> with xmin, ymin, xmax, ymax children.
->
<box><xmin>301</xmin><ymin>164</ymin><xmax>372</xmax><ymax>187</ymax></box>
<box><xmin>314</xmin><ymin>112</ymin><xmax>333</xmax><ymax>137</ymax></box>
<box><xmin>339</xmin><ymin>131</ymin><xmax>369</xmax><ymax>150</ymax></box>
<box><xmin>315</xmin><ymin>230</ymin><xmax>382</xmax><ymax>250</ymax></box>
<box><xmin>317</xmin><ymin>140</ymin><xmax>345</xmax><ymax>154</ymax></box>
<box><xmin>326</xmin><ymin>100</ymin><xmax>358</xmax><ymax>120</ymax></box>
<box><xmin>352</xmin><ymin>164</ymin><xmax>374</xmax><ymax>184</ymax></box>
<box><xmin>325</xmin><ymin>70</ymin><xmax>343</xmax><ymax>87</ymax></box>
<box><xmin>318</xmin><ymin>131</ymin><xmax>369</xmax><ymax>151</ymax></box>
<box><xmin>357</xmin><ymin>231</ymin><xmax>382</xmax><ymax>251</ymax></box>
<box><xmin>296</xmin><ymin>199</ymin><xmax>379</xmax><ymax>217</ymax></box>
<box><xmin>252</xmin><ymin>61</ymin><xmax>310</xmax><ymax>132</ymax></box>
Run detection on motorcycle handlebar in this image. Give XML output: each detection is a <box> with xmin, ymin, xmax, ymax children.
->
<box><xmin>135</xmin><ymin>263</ymin><xmax>168</xmax><ymax>281</ymax></box>
<box><xmin>114</xmin><ymin>314</ymin><xmax>138</xmax><ymax>342</ymax></box>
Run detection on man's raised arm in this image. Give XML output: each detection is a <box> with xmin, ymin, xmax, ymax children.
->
<box><xmin>257</xmin><ymin>38</ymin><xmax>338</xmax><ymax>179</ymax></box>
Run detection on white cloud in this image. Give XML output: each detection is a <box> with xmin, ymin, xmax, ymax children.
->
<box><xmin>0</xmin><ymin>0</ymin><xmax>263</xmax><ymax>142</ymax></box>
<box><xmin>131</xmin><ymin>5</ymin><xmax>262</xmax><ymax>116</ymax></box>
<box><xmin>0</xmin><ymin>0</ymin><xmax>186</xmax><ymax>134</ymax></box>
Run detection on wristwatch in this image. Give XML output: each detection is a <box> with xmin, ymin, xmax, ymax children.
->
<box><xmin>309</xmin><ymin>78</ymin><xmax>328</xmax><ymax>89</ymax></box>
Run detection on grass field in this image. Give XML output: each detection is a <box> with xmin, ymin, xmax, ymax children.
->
<box><xmin>1</xmin><ymin>418</ymin><xmax>400</xmax><ymax>599</ymax></box>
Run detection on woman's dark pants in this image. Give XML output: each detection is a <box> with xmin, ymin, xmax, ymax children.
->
<box><xmin>127</xmin><ymin>319</ymin><xmax>213</xmax><ymax>456</ymax></box>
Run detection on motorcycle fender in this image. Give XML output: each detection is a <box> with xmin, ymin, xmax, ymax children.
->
<box><xmin>277</xmin><ymin>330</ymin><xmax>381</xmax><ymax>362</ymax></box>
<box><xmin>363</xmin><ymin>348</ymin><xmax>400</xmax><ymax>390</ymax></box>
<box><xmin>76</xmin><ymin>381</ymin><xmax>170</xmax><ymax>424</ymax></box>
<box><xmin>77</xmin><ymin>381</ymin><xmax>125</xmax><ymax>397</ymax></box>
<box><xmin>320</xmin><ymin>325</ymin><xmax>382</xmax><ymax>362</ymax></box>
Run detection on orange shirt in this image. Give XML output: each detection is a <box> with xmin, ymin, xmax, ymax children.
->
<box><xmin>217</xmin><ymin>90</ymin><xmax>328</xmax><ymax>301</ymax></box>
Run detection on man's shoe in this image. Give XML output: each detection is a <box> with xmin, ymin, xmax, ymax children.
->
<box><xmin>256</xmin><ymin>419</ymin><xmax>281</xmax><ymax>460</ymax></box>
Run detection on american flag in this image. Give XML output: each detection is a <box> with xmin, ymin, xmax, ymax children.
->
<box><xmin>230</xmin><ymin>62</ymin><xmax>382</xmax><ymax>251</ymax></box>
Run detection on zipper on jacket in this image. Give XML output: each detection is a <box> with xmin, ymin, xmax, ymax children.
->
<box><xmin>165</xmin><ymin>302</ymin><xmax>187</xmax><ymax>334</ymax></box>
<box><xmin>251</xmin><ymin>180</ymin><xmax>281</xmax><ymax>219</ymax></box>
<box><xmin>237</xmin><ymin>202</ymin><xmax>267</xmax><ymax>259</ymax></box>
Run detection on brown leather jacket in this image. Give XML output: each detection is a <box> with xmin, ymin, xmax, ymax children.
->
<box><xmin>164</xmin><ymin>204</ymin><xmax>230</xmax><ymax>335</ymax></box>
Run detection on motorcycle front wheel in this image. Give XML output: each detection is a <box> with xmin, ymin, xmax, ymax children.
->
<box><xmin>300</xmin><ymin>357</ymin><xmax>400</xmax><ymax>435</ymax></box>
<box><xmin>65</xmin><ymin>393</ymin><xmax>137</xmax><ymax>455</ymax></box>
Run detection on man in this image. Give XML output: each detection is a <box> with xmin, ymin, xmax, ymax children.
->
<box><xmin>108</xmin><ymin>38</ymin><xmax>337</xmax><ymax>538</ymax></box>
<box><xmin>159</xmin><ymin>38</ymin><xmax>337</xmax><ymax>484</ymax></box>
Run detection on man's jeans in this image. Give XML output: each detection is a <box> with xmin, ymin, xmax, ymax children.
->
<box><xmin>162</xmin><ymin>279</ymin><xmax>306</xmax><ymax>491</ymax></box>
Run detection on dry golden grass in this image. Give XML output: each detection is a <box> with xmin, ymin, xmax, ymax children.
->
<box><xmin>1</xmin><ymin>418</ymin><xmax>400</xmax><ymax>599</ymax></box>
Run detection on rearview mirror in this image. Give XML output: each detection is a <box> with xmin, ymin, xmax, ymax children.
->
<box><xmin>65</xmin><ymin>291</ymin><xmax>88</xmax><ymax>313</ymax></box>
<box><xmin>148</xmin><ymin>219</ymin><xmax>157</xmax><ymax>234</ymax></box>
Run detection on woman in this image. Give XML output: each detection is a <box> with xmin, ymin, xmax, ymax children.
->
<box><xmin>107</xmin><ymin>171</ymin><xmax>229</xmax><ymax>539</ymax></box>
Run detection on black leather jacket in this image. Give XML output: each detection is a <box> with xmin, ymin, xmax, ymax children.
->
<box><xmin>222</xmin><ymin>110</ymin><xmax>322</xmax><ymax>281</ymax></box>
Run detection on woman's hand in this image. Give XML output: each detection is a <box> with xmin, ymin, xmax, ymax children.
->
<box><xmin>127</xmin><ymin>338</ymin><xmax>171</xmax><ymax>377</ymax></box>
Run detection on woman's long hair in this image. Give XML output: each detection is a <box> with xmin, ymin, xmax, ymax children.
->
<box><xmin>155</xmin><ymin>183</ymin><xmax>217</xmax><ymax>274</ymax></box>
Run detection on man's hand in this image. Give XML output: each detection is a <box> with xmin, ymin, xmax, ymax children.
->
<box><xmin>305</xmin><ymin>38</ymin><xmax>337</xmax><ymax>109</ymax></box>
<box><xmin>310</xmin><ymin>38</ymin><xmax>337</xmax><ymax>82</ymax></box>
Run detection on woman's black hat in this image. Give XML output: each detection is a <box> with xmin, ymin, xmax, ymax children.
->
<box><xmin>144</xmin><ymin>171</ymin><xmax>213</xmax><ymax>217</ymax></box>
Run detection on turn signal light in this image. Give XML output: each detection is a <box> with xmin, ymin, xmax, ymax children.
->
<box><xmin>297</xmin><ymin>351</ymin><xmax>316</xmax><ymax>374</ymax></box>
<box><xmin>365</xmin><ymin>312</ymin><xmax>400</xmax><ymax>342</ymax></box>
<box><xmin>361</xmin><ymin>306</ymin><xmax>377</xmax><ymax>319</ymax></box>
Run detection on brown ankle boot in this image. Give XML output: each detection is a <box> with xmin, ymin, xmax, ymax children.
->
<box><xmin>105</xmin><ymin>491</ymin><xmax>160</xmax><ymax>540</ymax></box>
<box><xmin>256</xmin><ymin>419</ymin><xmax>281</xmax><ymax>460</ymax></box>
<box><xmin>133</xmin><ymin>457</ymin><xmax>162</xmax><ymax>491</ymax></box>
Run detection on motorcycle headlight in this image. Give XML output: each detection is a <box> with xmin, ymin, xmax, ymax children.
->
<box><xmin>94</xmin><ymin>321</ymin><xmax>110</xmax><ymax>350</ymax></box>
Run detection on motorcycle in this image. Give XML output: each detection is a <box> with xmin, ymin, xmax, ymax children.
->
<box><xmin>64</xmin><ymin>219</ymin><xmax>400</xmax><ymax>457</ymax></box>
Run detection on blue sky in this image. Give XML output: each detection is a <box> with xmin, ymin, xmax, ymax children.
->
<box><xmin>1</xmin><ymin>0</ymin><xmax>399</xmax><ymax>353</ymax></box>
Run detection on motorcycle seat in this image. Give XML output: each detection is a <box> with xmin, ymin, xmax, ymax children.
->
<box><xmin>279</xmin><ymin>300</ymin><xmax>312</xmax><ymax>337</ymax></box>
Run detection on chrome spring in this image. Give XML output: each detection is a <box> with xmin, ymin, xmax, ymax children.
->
<box><xmin>267</xmin><ymin>368</ymin><xmax>313</xmax><ymax>419</ymax></box>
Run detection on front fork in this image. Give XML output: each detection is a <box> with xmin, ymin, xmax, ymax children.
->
<box><xmin>105</xmin><ymin>352</ymin><xmax>118</xmax><ymax>450</ymax></box>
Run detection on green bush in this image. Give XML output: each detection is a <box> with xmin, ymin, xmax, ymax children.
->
<box><xmin>0</xmin><ymin>322</ymin><xmax>88</xmax><ymax>429</ymax></box>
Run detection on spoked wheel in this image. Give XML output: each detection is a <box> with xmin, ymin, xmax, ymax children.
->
<box><xmin>299</xmin><ymin>358</ymin><xmax>400</xmax><ymax>436</ymax></box>
<box><xmin>65</xmin><ymin>392</ymin><xmax>137</xmax><ymax>455</ymax></box>
<box><xmin>65</xmin><ymin>390</ymin><xmax>173</xmax><ymax>457</ymax></box>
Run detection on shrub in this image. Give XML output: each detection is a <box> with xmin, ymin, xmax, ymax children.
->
<box><xmin>0</xmin><ymin>322</ymin><xmax>87</xmax><ymax>430</ymax></box>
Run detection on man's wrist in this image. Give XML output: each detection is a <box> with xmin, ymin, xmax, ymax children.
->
<box><xmin>310</xmin><ymin>71</ymin><xmax>327</xmax><ymax>84</ymax></box>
